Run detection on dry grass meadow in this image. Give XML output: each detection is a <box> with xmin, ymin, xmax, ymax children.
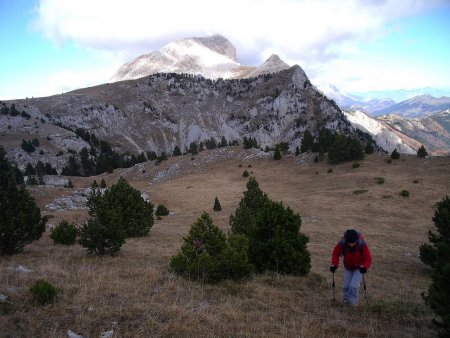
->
<box><xmin>1</xmin><ymin>148</ymin><xmax>450</xmax><ymax>337</ymax></box>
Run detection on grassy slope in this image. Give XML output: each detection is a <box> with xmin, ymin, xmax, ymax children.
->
<box><xmin>1</xmin><ymin>150</ymin><xmax>449</xmax><ymax>337</ymax></box>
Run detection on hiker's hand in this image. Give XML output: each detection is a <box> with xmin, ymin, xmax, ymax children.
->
<box><xmin>330</xmin><ymin>265</ymin><xmax>336</xmax><ymax>273</ymax></box>
<box><xmin>359</xmin><ymin>267</ymin><xmax>367</xmax><ymax>274</ymax></box>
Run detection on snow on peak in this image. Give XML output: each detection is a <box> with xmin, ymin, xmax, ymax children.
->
<box><xmin>112</xmin><ymin>35</ymin><xmax>241</xmax><ymax>81</ymax></box>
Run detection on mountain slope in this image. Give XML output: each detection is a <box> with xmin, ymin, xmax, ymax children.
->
<box><xmin>112</xmin><ymin>34</ymin><xmax>241</xmax><ymax>81</ymax></box>
<box><xmin>378</xmin><ymin>110</ymin><xmax>450</xmax><ymax>155</ymax></box>
<box><xmin>2</xmin><ymin>65</ymin><xmax>362</xmax><ymax>171</ymax></box>
<box><xmin>372</xmin><ymin>95</ymin><xmax>450</xmax><ymax>118</ymax></box>
<box><xmin>343</xmin><ymin>110</ymin><xmax>419</xmax><ymax>154</ymax></box>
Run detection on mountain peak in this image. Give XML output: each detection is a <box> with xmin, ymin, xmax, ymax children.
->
<box><xmin>191</xmin><ymin>34</ymin><xmax>237</xmax><ymax>62</ymax></box>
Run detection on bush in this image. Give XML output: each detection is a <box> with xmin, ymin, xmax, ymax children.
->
<box><xmin>387</xmin><ymin>158</ymin><xmax>392</xmax><ymax>164</ymax></box>
<box><xmin>50</xmin><ymin>221</ymin><xmax>77</xmax><ymax>245</ymax></box>
<box><xmin>248</xmin><ymin>199</ymin><xmax>311</xmax><ymax>275</ymax></box>
<box><xmin>213</xmin><ymin>196</ymin><xmax>222</xmax><ymax>211</ymax></box>
<box><xmin>365</xmin><ymin>142</ymin><xmax>375</xmax><ymax>154</ymax></box>
<box><xmin>243</xmin><ymin>170</ymin><xmax>250</xmax><ymax>177</ymax></box>
<box><xmin>353</xmin><ymin>189</ymin><xmax>368</xmax><ymax>195</ymax></box>
<box><xmin>352</xmin><ymin>162</ymin><xmax>360</xmax><ymax>169</ymax></box>
<box><xmin>391</xmin><ymin>149</ymin><xmax>400</xmax><ymax>159</ymax></box>
<box><xmin>374</xmin><ymin>177</ymin><xmax>385</xmax><ymax>184</ymax></box>
<box><xmin>327</xmin><ymin>134</ymin><xmax>364</xmax><ymax>164</ymax></box>
<box><xmin>103</xmin><ymin>178</ymin><xmax>154</xmax><ymax>237</ymax></box>
<box><xmin>155</xmin><ymin>204</ymin><xmax>169</xmax><ymax>217</ymax></box>
<box><xmin>420</xmin><ymin>196</ymin><xmax>450</xmax><ymax>337</ymax></box>
<box><xmin>273</xmin><ymin>147</ymin><xmax>281</xmax><ymax>160</ymax></box>
<box><xmin>230</xmin><ymin>178</ymin><xmax>269</xmax><ymax>236</ymax></box>
<box><xmin>30</xmin><ymin>280</ymin><xmax>57</xmax><ymax>305</ymax></box>
<box><xmin>170</xmin><ymin>212</ymin><xmax>253</xmax><ymax>283</ymax></box>
<box><xmin>328</xmin><ymin>168</ymin><xmax>333</xmax><ymax>173</ymax></box>
<box><xmin>417</xmin><ymin>145</ymin><xmax>428</xmax><ymax>158</ymax></box>
<box><xmin>1</xmin><ymin>147</ymin><xmax>46</xmax><ymax>255</ymax></box>
<box><xmin>79</xmin><ymin>193</ymin><xmax>125</xmax><ymax>255</ymax></box>
<box><xmin>400</xmin><ymin>189</ymin><xmax>410</xmax><ymax>197</ymax></box>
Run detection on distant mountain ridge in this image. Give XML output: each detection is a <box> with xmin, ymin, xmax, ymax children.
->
<box><xmin>378</xmin><ymin>109</ymin><xmax>450</xmax><ymax>155</ymax></box>
<box><xmin>112</xmin><ymin>34</ymin><xmax>290</xmax><ymax>82</ymax></box>
<box><xmin>372</xmin><ymin>95</ymin><xmax>450</xmax><ymax>118</ymax></box>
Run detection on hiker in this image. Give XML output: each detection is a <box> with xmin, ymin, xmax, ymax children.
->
<box><xmin>330</xmin><ymin>229</ymin><xmax>372</xmax><ymax>305</ymax></box>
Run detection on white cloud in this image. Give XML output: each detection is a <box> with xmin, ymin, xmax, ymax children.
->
<box><xmin>30</xmin><ymin>0</ymin><xmax>449</xmax><ymax>94</ymax></box>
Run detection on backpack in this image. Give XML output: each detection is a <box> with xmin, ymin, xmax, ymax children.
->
<box><xmin>339</xmin><ymin>230</ymin><xmax>366</xmax><ymax>255</ymax></box>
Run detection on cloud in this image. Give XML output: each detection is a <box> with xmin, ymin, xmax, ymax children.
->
<box><xmin>29</xmin><ymin>0</ymin><xmax>449</xmax><ymax>94</ymax></box>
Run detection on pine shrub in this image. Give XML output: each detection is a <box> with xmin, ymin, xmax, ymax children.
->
<box><xmin>243</xmin><ymin>170</ymin><xmax>250</xmax><ymax>177</ymax></box>
<box><xmin>391</xmin><ymin>149</ymin><xmax>400</xmax><ymax>159</ymax></box>
<box><xmin>365</xmin><ymin>142</ymin><xmax>375</xmax><ymax>154</ymax></box>
<box><xmin>50</xmin><ymin>220</ymin><xmax>77</xmax><ymax>245</ymax></box>
<box><xmin>79</xmin><ymin>195</ymin><xmax>125</xmax><ymax>255</ymax></box>
<box><xmin>230</xmin><ymin>178</ymin><xmax>269</xmax><ymax>236</ymax></box>
<box><xmin>103</xmin><ymin>178</ymin><xmax>154</xmax><ymax>237</ymax></box>
<box><xmin>213</xmin><ymin>197</ymin><xmax>222</xmax><ymax>211</ymax></box>
<box><xmin>352</xmin><ymin>162</ymin><xmax>361</xmax><ymax>169</ymax></box>
<box><xmin>1</xmin><ymin>147</ymin><xmax>46</xmax><ymax>255</ymax></box>
<box><xmin>417</xmin><ymin>145</ymin><xmax>428</xmax><ymax>158</ymax></box>
<box><xmin>248</xmin><ymin>199</ymin><xmax>311</xmax><ymax>275</ymax></box>
<box><xmin>170</xmin><ymin>212</ymin><xmax>253</xmax><ymax>283</ymax></box>
<box><xmin>420</xmin><ymin>196</ymin><xmax>450</xmax><ymax>337</ymax></box>
<box><xmin>400</xmin><ymin>189</ymin><xmax>410</xmax><ymax>197</ymax></box>
<box><xmin>30</xmin><ymin>280</ymin><xmax>58</xmax><ymax>305</ymax></box>
<box><xmin>273</xmin><ymin>147</ymin><xmax>281</xmax><ymax>160</ymax></box>
<box><xmin>155</xmin><ymin>204</ymin><xmax>169</xmax><ymax>216</ymax></box>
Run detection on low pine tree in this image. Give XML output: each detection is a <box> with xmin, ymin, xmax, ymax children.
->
<box><xmin>213</xmin><ymin>196</ymin><xmax>222</xmax><ymax>211</ymax></box>
<box><xmin>391</xmin><ymin>149</ymin><xmax>400</xmax><ymax>159</ymax></box>
<box><xmin>417</xmin><ymin>145</ymin><xmax>428</xmax><ymax>158</ymax></box>
<box><xmin>248</xmin><ymin>199</ymin><xmax>311</xmax><ymax>275</ymax></box>
<box><xmin>79</xmin><ymin>191</ymin><xmax>125</xmax><ymax>255</ymax></box>
<box><xmin>50</xmin><ymin>220</ymin><xmax>77</xmax><ymax>245</ymax></box>
<box><xmin>155</xmin><ymin>204</ymin><xmax>169</xmax><ymax>216</ymax></box>
<box><xmin>230</xmin><ymin>177</ymin><xmax>269</xmax><ymax>236</ymax></box>
<box><xmin>173</xmin><ymin>145</ymin><xmax>182</xmax><ymax>157</ymax></box>
<box><xmin>301</xmin><ymin>130</ymin><xmax>314</xmax><ymax>153</ymax></box>
<box><xmin>0</xmin><ymin>146</ymin><xmax>47</xmax><ymax>254</ymax></box>
<box><xmin>420</xmin><ymin>196</ymin><xmax>450</xmax><ymax>337</ymax></box>
<box><xmin>170</xmin><ymin>212</ymin><xmax>253</xmax><ymax>283</ymax></box>
<box><xmin>365</xmin><ymin>142</ymin><xmax>375</xmax><ymax>154</ymax></box>
<box><xmin>274</xmin><ymin>147</ymin><xmax>281</xmax><ymax>160</ymax></box>
<box><xmin>100</xmin><ymin>178</ymin><xmax>107</xmax><ymax>188</ymax></box>
<box><xmin>104</xmin><ymin>178</ymin><xmax>154</xmax><ymax>237</ymax></box>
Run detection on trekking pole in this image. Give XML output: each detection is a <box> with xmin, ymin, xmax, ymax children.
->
<box><xmin>332</xmin><ymin>272</ymin><xmax>336</xmax><ymax>302</ymax></box>
<box><xmin>362</xmin><ymin>274</ymin><xmax>369</xmax><ymax>305</ymax></box>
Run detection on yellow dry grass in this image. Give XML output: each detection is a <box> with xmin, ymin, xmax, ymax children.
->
<box><xmin>1</xmin><ymin>150</ymin><xmax>449</xmax><ymax>337</ymax></box>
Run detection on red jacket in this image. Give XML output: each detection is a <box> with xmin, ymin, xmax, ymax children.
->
<box><xmin>331</xmin><ymin>240</ymin><xmax>372</xmax><ymax>271</ymax></box>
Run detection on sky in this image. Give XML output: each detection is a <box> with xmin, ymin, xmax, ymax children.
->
<box><xmin>1</xmin><ymin>0</ymin><xmax>450</xmax><ymax>101</ymax></box>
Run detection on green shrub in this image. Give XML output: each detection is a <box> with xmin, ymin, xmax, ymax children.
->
<box><xmin>328</xmin><ymin>168</ymin><xmax>333</xmax><ymax>173</ymax></box>
<box><xmin>353</xmin><ymin>189</ymin><xmax>368</xmax><ymax>195</ymax></box>
<box><xmin>230</xmin><ymin>178</ymin><xmax>269</xmax><ymax>236</ymax></box>
<box><xmin>274</xmin><ymin>147</ymin><xmax>281</xmax><ymax>160</ymax></box>
<box><xmin>374</xmin><ymin>177</ymin><xmax>385</xmax><ymax>184</ymax></box>
<box><xmin>248</xmin><ymin>199</ymin><xmax>310</xmax><ymax>275</ymax></box>
<box><xmin>103</xmin><ymin>178</ymin><xmax>154</xmax><ymax>237</ymax></box>
<box><xmin>420</xmin><ymin>196</ymin><xmax>450</xmax><ymax>337</ymax></box>
<box><xmin>155</xmin><ymin>204</ymin><xmax>169</xmax><ymax>216</ymax></box>
<box><xmin>243</xmin><ymin>170</ymin><xmax>250</xmax><ymax>177</ymax></box>
<box><xmin>391</xmin><ymin>149</ymin><xmax>400</xmax><ymax>159</ymax></box>
<box><xmin>352</xmin><ymin>162</ymin><xmax>360</xmax><ymax>169</ymax></box>
<box><xmin>50</xmin><ymin>221</ymin><xmax>77</xmax><ymax>245</ymax></box>
<box><xmin>400</xmin><ymin>189</ymin><xmax>410</xmax><ymax>197</ymax></box>
<box><xmin>0</xmin><ymin>147</ymin><xmax>46</xmax><ymax>255</ymax></box>
<box><xmin>413</xmin><ymin>179</ymin><xmax>420</xmax><ymax>184</ymax></box>
<box><xmin>170</xmin><ymin>212</ymin><xmax>253</xmax><ymax>283</ymax></box>
<box><xmin>327</xmin><ymin>134</ymin><xmax>364</xmax><ymax>164</ymax></box>
<box><xmin>417</xmin><ymin>145</ymin><xmax>428</xmax><ymax>158</ymax></box>
<box><xmin>30</xmin><ymin>280</ymin><xmax>57</xmax><ymax>305</ymax></box>
<box><xmin>387</xmin><ymin>158</ymin><xmax>392</xmax><ymax>164</ymax></box>
<box><xmin>213</xmin><ymin>197</ymin><xmax>222</xmax><ymax>212</ymax></box>
<box><xmin>365</xmin><ymin>142</ymin><xmax>375</xmax><ymax>154</ymax></box>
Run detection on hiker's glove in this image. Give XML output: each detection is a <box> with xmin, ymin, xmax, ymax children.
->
<box><xmin>330</xmin><ymin>265</ymin><xmax>336</xmax><ymax>273</ymax></box>
<box><xmin>359</xmin><ymin>267</ymin><xmax>367</xmax><ymax>274</ymax></box>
